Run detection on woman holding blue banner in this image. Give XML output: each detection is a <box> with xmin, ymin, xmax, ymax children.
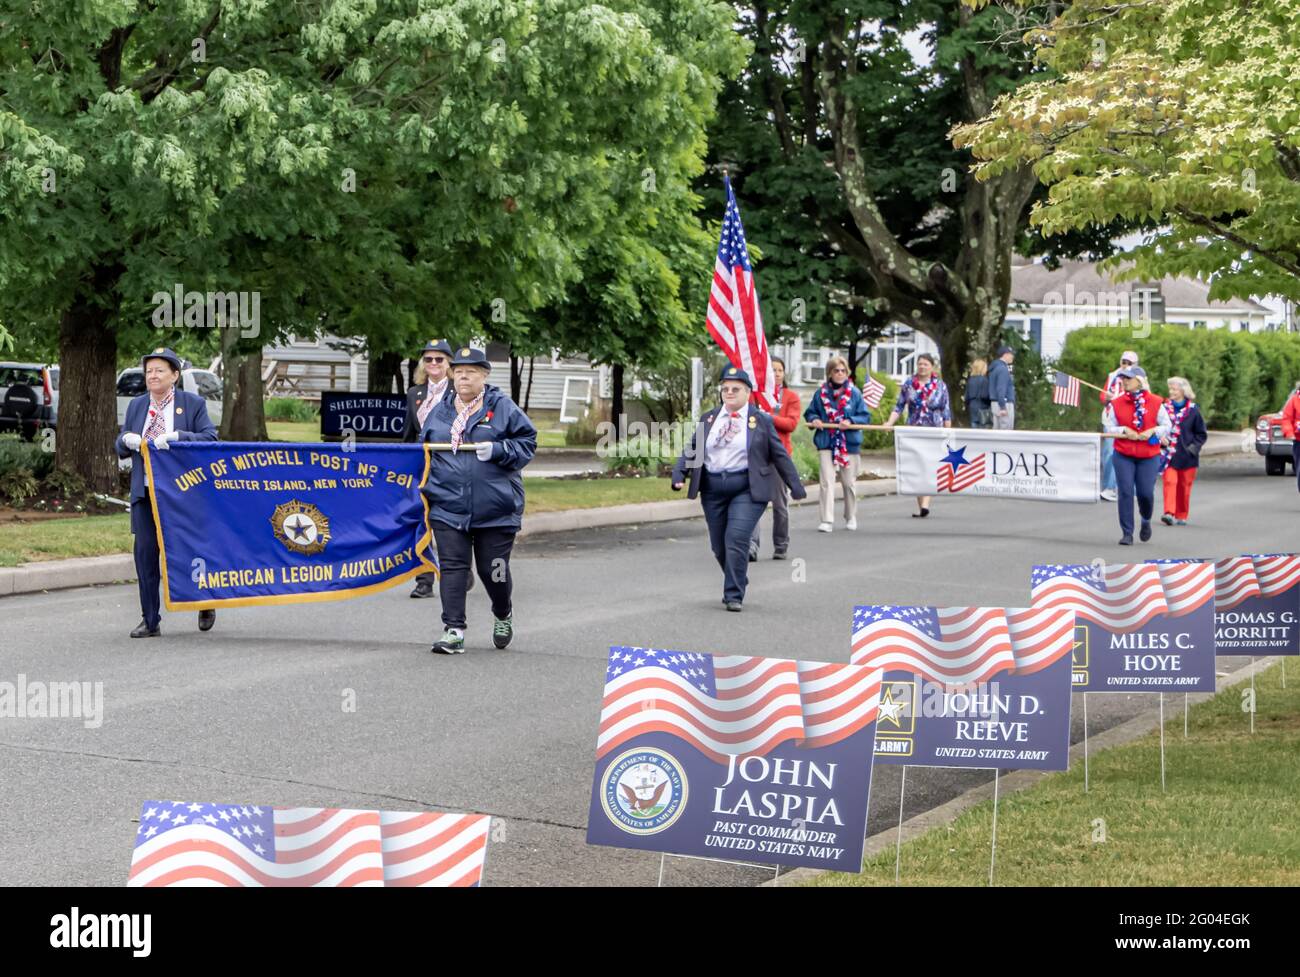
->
<box><xmin>421</xmin><ymin>347</ymin><xmax>537</xmax><ymax>654</ymax></box>
<box><xmin>114</xmin><ymin>347</ymin><xmax>218</xmax><ymax>638</ymax></box>
<box><xmin>1102</xmin><ymin>365</ymin><xmax>1171</xmax><ymax>546</ymax></box>
<box><xmin>882</xmin><ymin>353</ymin><xmax>952</xmax><ymax>518</ymax></box>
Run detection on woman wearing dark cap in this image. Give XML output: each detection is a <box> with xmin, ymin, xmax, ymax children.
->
<box><xmin>403</xmin><ymin>338</ymin><xmax>455</xmax><ymax>599</ymax></box>
<box><xmin>671</xmin><ymin>365</ymin><xmax>807</xmax><ymax>611</ymax></box>
<box><xmin>114</xmin><ymin>347</ymin><xmax>218</xmax><ymax>637</ymax></box>
<box><xmin>1159</xmin><ymin>376</ymin><xmax>1207</xmax><ymax>526</ymax></box>
<box><xmin>1102</xmin><ymin>365</ymin><xmax>1171</xmax><ymax>545</ymax></box>
<box><xmin>420</xmin><ymin>347</ymin><xmax>537</xmax><ymax>654</ymax></box>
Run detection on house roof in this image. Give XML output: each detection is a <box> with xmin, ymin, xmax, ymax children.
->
<box><xmin>1010</xmin><ymin>259</ymin><xmax>1271</xmax><ymax>314</ymax></box>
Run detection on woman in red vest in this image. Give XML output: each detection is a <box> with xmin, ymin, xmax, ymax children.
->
<box><xmin>1102</xmin><ymin>365</ymin><xmax>1172</xmax><ymax>545</ymax></box>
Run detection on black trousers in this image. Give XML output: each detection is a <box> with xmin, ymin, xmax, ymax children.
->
<box><xmin>131</xmin><ymin>499</ymin><xmax>162</xmax><ymax>629</ymax></box>
<box><xmin>431</xmin><ymin>523</ymin><xmax>515</xmax><ymax>630</ymax></box>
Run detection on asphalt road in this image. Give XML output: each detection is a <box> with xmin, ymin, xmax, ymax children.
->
<box><xmin>0</xmin><ymin>453</ymin><xmax>1292</xmax><ymax>886</ymax></box>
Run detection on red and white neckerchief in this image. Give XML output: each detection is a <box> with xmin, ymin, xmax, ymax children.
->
<box><xmin>417</xmin><ymin>376</ymin><xmax>448</xmax><ymax>427</ymax></box>
<box><xmin>713</xmin><ymin>411</ymin><xmax>742</xmax><ymax>447</ymax></box>
<box><xmin>909</xmin><ymin>375</ymin><xmax>940</xmax><ymax>423</ymax></box>
<box><xmin>818</xmin><ymin>381</ymin><xmax>855</xmax><ymax>468</ymax></box>
<box><xmin>1161</xmin><ymin>400</ymin><xmax>1191</xmax><ymax>471</ymax></box>
<box><xmin>1128</xmin><ymin>389</ymin><xmax>1147</xmax><ymax>433</ymax></box>
<box><xmin>449</xmin><ymin>392</ymin><xmax>484</xmax><ymax>451</ymax></box>
<box><xmin>145</xmin><ymin>388</ymin><xmax>174</xmax><ymax>442</ymax></box>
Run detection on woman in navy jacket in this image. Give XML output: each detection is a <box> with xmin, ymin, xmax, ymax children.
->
<box><xmin>114</xmin><ymin>348</ymin><xmax>218</xmax><ymax>638</ymax></box>
<box><xmin>1159</xmin><ymin>376</ymin><xmax>1208</xmax><ymax>525</ymax></box>
<box><xmin>420</xmin><ymin>347</ymin><xmax>537</xmax><ymax>654</ymax></box>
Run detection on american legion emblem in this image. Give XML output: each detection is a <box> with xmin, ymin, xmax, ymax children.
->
<box><xmin>271</xmin><ymin>500</ymin><xmax>331</xmax><ymax>555</ymax></box>
<box><xmin>600</xmin><ymin>747</ymin><xmax>688</xmax><ymax>835</ymax></box>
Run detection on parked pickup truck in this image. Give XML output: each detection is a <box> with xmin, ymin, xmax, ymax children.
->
<box><xmin>1255</xmin><ymin>407</ymin><xmax>1294</xmax><ymax>476</ymax></box>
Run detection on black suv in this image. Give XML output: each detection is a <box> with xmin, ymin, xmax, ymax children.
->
<box><xmin>0</xmin><ymin>362</ymin><xmax>59</xmax><ymax>441</ymax></box>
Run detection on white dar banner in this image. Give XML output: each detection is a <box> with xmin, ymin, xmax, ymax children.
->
<box><xmin>895</xmin><ymin>428</ymin><xmax>1101</xmax><ymax>503</ymax></box>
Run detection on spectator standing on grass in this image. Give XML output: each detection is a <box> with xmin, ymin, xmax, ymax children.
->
<box><xmin>965</xmin><ymin>359</ymin><xmax>991</xmax><ymax>428</ymax></box>
<box><xmin>987</xmin><ymin>345</ymin><xmax>1016</xmax><ymax>430</ymax></box>
<box><xmin>749</xmin><ymin>356</ymin><xmax>802</xmax><ymax>560</ymax></box>
<box><xmin>803</xmin><ymin>355</ymin><xmax>871</xmax><ymax>534</ymax></box>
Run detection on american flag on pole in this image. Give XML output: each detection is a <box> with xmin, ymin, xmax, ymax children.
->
<box><xmin>127</xmin><ymin>802</ymin><xmax>489</xmax><ymax>887</ymax></box>
<box><xmin>850</xmin><ymin>606</ymin><xmax>1017</xmax><ymax>686</ymax></box>
<box><xmin>1031</xmin><ymin>563</ymin><xmax>1170</xmax><ymax>632</ymax></box>
<box><xmin>1051</xmin><ymin>370</ymin><xmax>1081</xmax><ymax>407</ymax></box>
<box><xmin>598</xmin><ymin>648</ymin><xmax>806</xmax><ymax>763</ymax></box>
<box><xmin>1146</xmin><ymin>560</ymin><xmax>1216</xmax><ymax>616</ymax></box>
<box><xmin>707</xmin><ymin>175</ymin><xmax>774</xmax><ymax>410</ymax></box>
<box><xmin>862</xmin><ymin>372</ymin><xmax>886</xmax><ymax>410</ymax></box>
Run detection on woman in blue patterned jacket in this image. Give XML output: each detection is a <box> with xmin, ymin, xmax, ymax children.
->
<box><xmin>882</xmin><ymin>353</ymin><xmax>952</xmax><ymax>518</ymax></box>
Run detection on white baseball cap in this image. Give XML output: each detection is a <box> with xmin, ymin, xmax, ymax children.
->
<box><xmin>1121</xmin><ymin>350</ymin><xmax>1139</xmax><ymax>364</ymax></box>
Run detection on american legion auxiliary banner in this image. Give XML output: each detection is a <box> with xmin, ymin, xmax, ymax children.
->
<box><xmin>894</xmin><ymin>428</ymin><xmax>1100</xmax><ymax>502</ymax></box>
<box><xmin>587</xmin><ymin>647</ymin><xmax>880</xmax><ymax>873</ymax></box>
<box><xmin>1213</xmin><ymin>554</ymin><xmax>1300</xmax><ymax>656</ymax></box>
<box><xmin>1030</xmin><ymin>561</ymin><xmax>1217</xmax><ymax>692</ymax></box>
<box><xmin>850</xmin><ymin>605</ymin><xmax>1075</xmax><ymax>770</ymax></box>
<box><xmin>143</xmin><ymin>442</ymin><xmax>435</xmax><ymax>609</ymax></box>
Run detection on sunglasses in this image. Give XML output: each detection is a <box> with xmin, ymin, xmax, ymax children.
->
<box><xmin>423</xmin><ymin>355</ymin><xmax>446</xmax><ymax>364</ymax></box>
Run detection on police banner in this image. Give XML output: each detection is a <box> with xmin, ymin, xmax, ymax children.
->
<box><xmin>1213</xmin><ymin>555</ymin><xmax>1300</xmax><ymax>655</ymax></box>
<box><xmin>894</xmin><ymin>427</ymin><xmax>1100</xmax><ymax>502</ymax></box>
<box><xmin>587</xmin><ymin>647</ymin><xmax>879</xmax><ymax>873</ymax></box>
<box><xmin>850</xmin><ymin>606</ymin><xmax>1075</xmax><ymax>771</ymax></box>
<box><xmin>1030</xmin><ymin>561</ymin><xmax>1217</xmax><ymax>692</ymax></box>
<box><xmin>143</xmin><ymin>442</ymin><xmax>435</xmax><ymax>609</ymax></box>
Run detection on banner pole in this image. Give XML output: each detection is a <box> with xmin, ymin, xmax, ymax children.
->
<box><xmin>894</xmin><ymin>766</ymin><xmax>907</xmax><ymax>885</ymax></box>
<box><xmin>1083</xmin><ymin>692</ymin><xmax>1089</xmax><ymax>794</ymax></box>
<box><xmin>989</xmin><ymin>768</ymin><xmax>1000</xmax><ymax>887</ymax></box>
<box><xmin>1159</xmin><ymin>693</ymin><xmax>1166</xmax><ymax>793</ymax></box>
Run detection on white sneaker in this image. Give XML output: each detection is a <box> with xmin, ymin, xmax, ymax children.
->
<box><xmin>817</xmin><ymin>522</ymin><xmax>833</xmax><ymax>533</ymax></box>
<box><xmin>845</xmin><ymin>517</ymin><xmax>858</xmax><ymax>531</ymax></box>
<box><xmin>1100</xmin><ymin>489</ymin><xmax>1117</xmax><ymax>502</ymax></box>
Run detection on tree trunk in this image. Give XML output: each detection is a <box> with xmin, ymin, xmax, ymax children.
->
<box><xmin>939</xmin><ymin>318</ymin><xmax>974</xmax><ymax>426</ymax></box>
<box><xmin>368</xmin><ymin>351</ymin><xmax>403</xmax><ymax>394</ymax></box>
<box><xmin>844</xmin><ymin>342</ymin><xmax>859</xmax><ymax>380</ymax></box>
<box><xmin>509</xmin><ymin>354</ymin><xmax>522</xmax><ymax>403</ymax></box>
<box><xmin>523</xmin><ymin>356</ymin><xmax>535</xmax><ymax>412</ymax></box>
<box><xmin>611</xmin><ymin>363</ymin><xmax>625</xmax><ymax>439</ymax></box>
<box><xmin>220</xmin><ymin>326</ymin><xmax>268</xmax><ymax>441</ymax></box>
<box><xmin>56</xmin><ymin>284</ymin><xmax>120</xmax><ymax>494</ymax></box>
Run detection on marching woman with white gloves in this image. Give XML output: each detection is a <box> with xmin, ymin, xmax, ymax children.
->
<box><xmin>420</xmin><ymin>347</ymin><xmax>537</xmax><ymax>654</ymax></box>
<box><xmin>114</xmin><ymin>347</ymin><xmax>218</xmax><ymax>637</ymax></box>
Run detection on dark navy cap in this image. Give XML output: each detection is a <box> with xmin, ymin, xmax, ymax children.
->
<box><xmin>422</xmin><ymin>338</ymin><xmax>454</xmax><ymax>355</ymax></box>
<box><xmin>1117</xmin><ymin>365</ymin><xmax>1147</xmax><ymax>380</ymax></box>
<box><xmin>996</xmin><ymin>344</ymin><xmax>1015</xmax><ymax>357</ymax></box>
<box><xmin>450</xmin><ymin>346</ymin><xmax>490</xmax><ymax>369</ymax></box>
<box><xmin>719</xmin><ymin>365</ymin><xmax>753</xmax><ymax>388</ymax></box>
<box><xmin>141</xmin><ymin>347</ymin><xmax>183</xmax><ymax>373</ymax></box>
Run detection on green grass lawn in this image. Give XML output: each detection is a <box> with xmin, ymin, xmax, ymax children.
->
<box><xmin>812</xmin><ymin>662</ymin><xmax>1300</xmax><ymax>886</ymax></box>
<box><xmin>0</xmin><ymin>514</ymin><xmax>133</xmax><ymax>567</ymax></box>
<box><xmin>266</xmin><ymin>421</ymin><xmax>322</xmax><ymax>442</ymax></box>
<box><xmin>523</xmin><ymin>476</ymin><xmax>675</xmax><ymax>513</ymax></box>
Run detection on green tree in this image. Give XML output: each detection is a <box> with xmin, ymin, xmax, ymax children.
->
<box><xmin>955</xmin><ymin>0</ymin><xmax>1300</xmax><ymax>303</ymax></box>
<box><xmin>0</xmin><ymin>0</ymin><xmax>743</xmax><ymax>489</ymax></box>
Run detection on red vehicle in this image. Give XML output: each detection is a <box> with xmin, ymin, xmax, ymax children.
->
<box><xmin>1256</xmin><ymin>405</ymin><xmax>1295</xmax><ymax>476</ymax></box>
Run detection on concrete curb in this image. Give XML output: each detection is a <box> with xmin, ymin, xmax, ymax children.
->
<box><xmin>0</xmin><ymin>479</ymin><xmax>898</xmax><ymax>596</ymax></box>
<box><xmin>763</xmin><ymin>655</ymin><xmax>1280</xmax><ymax>887</ymax></box>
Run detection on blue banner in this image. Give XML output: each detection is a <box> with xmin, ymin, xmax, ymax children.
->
<box><xmin>586</xmin><ymin>647</ymin><xmax>879</xmax><ymax>873</ymax></box>
<box><xmin>143</xmin><ymin>442</ymin><xmax>435</xmax><ymax>610</ymax></box>
<box><xmin>1213</xmin><ymin>555</ymin><xmax>1300</xmax><ymax>656</ymax></box>
<box><xmin>850</xmin><ymin>606</ymin><xmax>1075</xmax><ymax>771</ymax></box>
<box><xmin>1031</xmin><ymin>562</ymin><xmax>1217</xmax><ymax>692</ymax></box>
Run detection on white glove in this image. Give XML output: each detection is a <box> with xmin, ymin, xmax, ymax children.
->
<box><xmin>122</xmin><ymin>433</ymin><xmax>142</xmax><ymax>451</ymax></box>
<box><xmin>475</xmin><ymin>442</ymin><xmax>494</xmax><ymax>461</ymax></box>
<box><xmin>152</xmin><ymin>431</ymin><xmax>181</xmax><ymax>451</ymax></box>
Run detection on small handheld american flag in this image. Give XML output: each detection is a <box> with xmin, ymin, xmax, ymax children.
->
<box><xmin>1051</xmin><ymin>370</ymin><xmax>1081</xmax><ymax>407</ymax></box>
<box><xmin>862</xmin><ymin>372</ymin><xmax>885</xmax><ymax>410</ymax></box>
